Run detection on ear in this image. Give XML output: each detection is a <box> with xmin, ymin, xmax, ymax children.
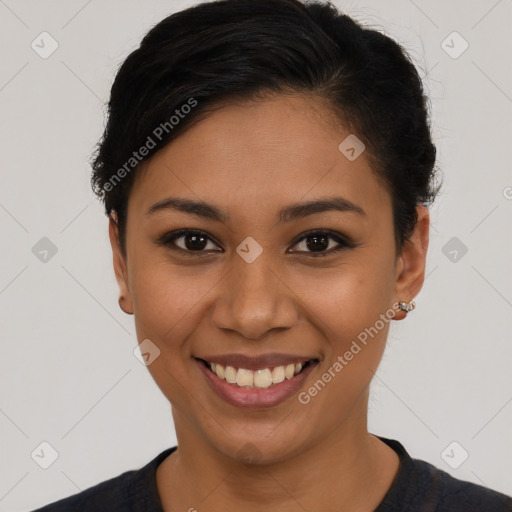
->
<box><xmin>393</xmin><ymin>205</ymin><xmax>430</xmax><ymax>320</ymax></box>
<box><xmin>108</xmin><ymin>212</ymin><xmax>134</xmax><ymax>315</ymax></box>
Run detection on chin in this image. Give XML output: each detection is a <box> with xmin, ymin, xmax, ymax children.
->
<box><xmin>205</xmin><ymin>422</ymin><xmax>312</xmax><ymax>466</ymax></box>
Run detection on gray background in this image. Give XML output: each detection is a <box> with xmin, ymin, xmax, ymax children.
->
<box><xmin>0</xmin><ymin>0</ymin><xmax>511</xmax><ymax>510</ymax></box>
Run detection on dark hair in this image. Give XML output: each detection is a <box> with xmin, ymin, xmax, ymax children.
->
<box><xmin>90</xmin><ymin>0</ymin><xmax>439</xmax><ymax>255</ymax></box>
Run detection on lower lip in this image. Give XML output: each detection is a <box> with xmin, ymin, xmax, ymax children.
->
<box><xmin>195</xmin><ymin>358</ymin><xmax>318</xmax><ymax>409</ymax></box>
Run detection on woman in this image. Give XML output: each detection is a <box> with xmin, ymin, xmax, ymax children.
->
<box><xmin>32</xmin><ymin>0</ymin><xmax>512</xmax><ymax>510</ymax></box>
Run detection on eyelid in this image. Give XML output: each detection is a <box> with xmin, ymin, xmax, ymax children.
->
<box><xmin>156</xmin><ymin>228</ymin><xmax>356</xmax><ymax>256</ymax></box>
<box><xmin>288</xmin><ymin>229</ymin><xmax>354</xmax><ymax>249</ymax></box>
<box><xmin>155</xmin><ymin>229</ymin><xmax>223</xmax><ymax>254</ymax></box>
<box><xmin>287</xmin><ymin>229</ymin><xmax>356</xmax><ymax>257</ymax></box>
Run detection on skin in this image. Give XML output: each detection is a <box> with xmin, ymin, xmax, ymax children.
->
<box><xmin>109</xmin><ymin>93</ymin><xmax>429</xmax><ymax>511</ymax></box>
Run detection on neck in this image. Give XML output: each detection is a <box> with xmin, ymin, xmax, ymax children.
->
<box><xmin>156</xmin><ymin>392</ymin><xmax>400</xmax><ymax>511</ymax></box>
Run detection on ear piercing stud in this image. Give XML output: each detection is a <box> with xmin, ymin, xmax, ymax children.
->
<box><xmin>398</xmin><ymin>300</ymin><xmax>416</xmax><ymax>313</ymax></box>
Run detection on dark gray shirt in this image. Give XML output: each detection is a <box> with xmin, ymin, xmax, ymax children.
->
<box><xmin>31</xmin><ymin>437</ymin><xmax>512</xmax><ymax>511</ymax></box>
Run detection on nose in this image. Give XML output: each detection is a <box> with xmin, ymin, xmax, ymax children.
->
<box><xmin>211</xmin><ymin>251</ymin><xmax>298</xmax><ymax>340</ymax></box>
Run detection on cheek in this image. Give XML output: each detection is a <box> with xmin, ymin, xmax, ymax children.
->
<box><xmin>296</xmin><ymin>266</ymin><xmax>395</xmax><ymax>422</ymax></box>
<box><xmin>298</xmin><ymin>247</ymin><xmax>396</xmax><ymax>403</ymax></box>
<box><xmin>127</xmin><ymin>258</ymin><xmax>213</xmax><ymax>407</ymax></box>
<box><xmin>127</xmin><ymin>254</ymin><xmax>210</xmax><ymax>347</ymax></box>
<box><xmin>304</xmin><ymin>253</ymin><xmax>395</xmax><ymax>336</ymax></box>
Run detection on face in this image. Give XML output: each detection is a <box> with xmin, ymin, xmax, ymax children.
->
<box><xmin>110</xmin><ymin>93</ymin><xmax>428</xmax><ymax>464</ymax></box>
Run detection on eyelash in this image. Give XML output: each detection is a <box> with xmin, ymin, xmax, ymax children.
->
<box><xmin>155</xmin><ymin>229</ymin><xmax>356</xmax><ymax>258</ymax></box>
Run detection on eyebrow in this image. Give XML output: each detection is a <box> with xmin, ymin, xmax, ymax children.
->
<box><xmin>146</xmin><ymin>195</ymin><xmax>365</xmax><ymax>223</ymax></box>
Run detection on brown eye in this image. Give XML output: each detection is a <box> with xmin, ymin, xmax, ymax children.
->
<box><xmin>176</xmin><ymin>232</ymin><xmax>210</xmax><ymax>251</ymax></box>
<box><xmin>156</xmin><ymin>229</ymin><xmax>222</xmax><ymax>254</ymax></box>
<box><xmin>288</xmin><ymin>230</ymin><xmax>354</xmax><ymax>257</ymax></box>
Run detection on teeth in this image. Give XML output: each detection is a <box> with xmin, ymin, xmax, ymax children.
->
<box><xmin>254</xmin><ymin>369</ymin><xmax>273</xmax><ymax>389</ymax></box>
<box><xmin>236</xmin><ymin>368</ymin><xmax>254</xmax><ymax>387</ymax></box>
<box><xmin>271</xmin><ymin>365</ymin><xmax>285</xmax><ymax>383</ymax></box>
<box><xmin>284</xmin><ymin>364</ymin><xmax>295</xmax><ymax>380</ymax></box>
<box><xmin>206</xmin><ymin>359</ymin><xmax>310</xmax><ymax>389</ymax></box>
<box><xmin>213</xmin><ymin>363</ymin><xmax>225</xmax><ymax>379</ymax></box>
<box><xmin>224</xmin><ymin>366</ymin><xmax>237</xmax><ymax>384</ymax></box>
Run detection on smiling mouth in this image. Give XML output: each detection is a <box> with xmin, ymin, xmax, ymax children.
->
<box><xmin>196</xmin><ymin>358</ymin><xmax>319</xmax><ymax>390</ymax></box>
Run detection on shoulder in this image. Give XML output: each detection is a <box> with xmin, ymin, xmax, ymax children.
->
<box><xmin>376</xmin><ymin>437</ymin><xmax>512</xmax><ymax>512</ymax></box>
<box><xmin>412</xmin><ymin>457</ymin><xmax>512</xmax><ymax>511</ymax></box>
<box><xmin>30</xmin><ymin>447</ymin><xmax>176</xmax><ymax>512</ymax></box>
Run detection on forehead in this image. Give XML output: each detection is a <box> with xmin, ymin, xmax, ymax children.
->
<box><xmin>128</xmin><ymin>94</ymin><xmax>391</xmax><ymax>226</ymax></box>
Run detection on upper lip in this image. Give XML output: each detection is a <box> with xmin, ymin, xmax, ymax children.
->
<box><xmin>196</xmin><ymin>353</ymin><xmax>319</xmax><ymax>371</ymax></box>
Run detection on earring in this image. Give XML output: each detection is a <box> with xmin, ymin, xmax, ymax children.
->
<box><xmin>398</xmin><ymin>300</ymin><xmax>416</xmax><ymax>313</ymax></box>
